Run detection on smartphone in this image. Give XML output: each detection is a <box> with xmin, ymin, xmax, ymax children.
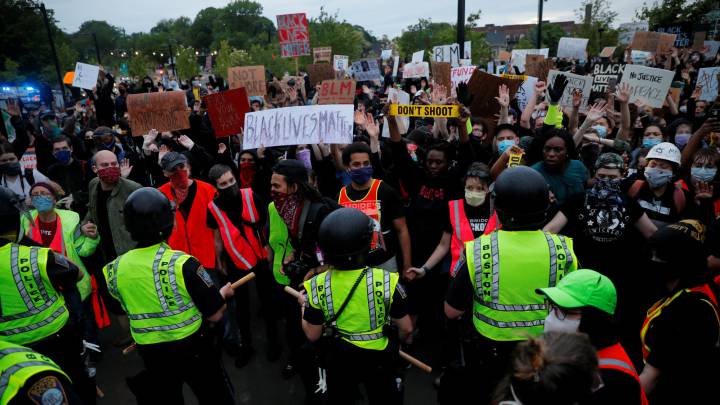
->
<box><xmin>608</xmin><ymin>77</ymin><xmax>618</xmax><ymax>93</ymax></box>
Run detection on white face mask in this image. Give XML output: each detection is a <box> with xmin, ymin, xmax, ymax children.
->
<box><xmin>543</xmin><ymin>309</ymin><xmax>581</xmax><ymax>333</ymax></box>
<box><xmin>465</xmin><ymin>189</ymin><xmax>487</xmax><ymax>207</ymax></box>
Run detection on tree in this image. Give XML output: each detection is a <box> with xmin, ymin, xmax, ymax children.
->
<box><xmin>636</xmin><ymin>0</ymin><xmax>717</xmax><ymax>27</ymax></box>
<box><xmin>524</xmin><ymin>23</ymin><xmax>568</xmax><ymax>55</ymax></box>
<box><xmin>128</xmin><ymin>55</ymin><xmax>152</xmax><ymax>79</ymax></box>
<box><xmin>70</xmin><ymin>20</ymin><xmax>126</xmax><ymax>64</ymax></box>
<box><xmin>574</xmin><ymin>0</ymin><xmax>620</xmax><ymax>56</ymax></box>
<box><xmin>395</xmin><ymin>18</ymin><xmax>491</xmax><ymax>63</ymax></box>
<box><xmin>174</xmin><ymin>46</ymin><xmax>199</xmax><ymax>81</ymax></box>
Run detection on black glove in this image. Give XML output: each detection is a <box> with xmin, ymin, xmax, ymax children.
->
<box><xmin>457</xmin><ymin>82</ymin><xmax>474</xmax><ymax>107</ymax></box>
<box><xmin>548</xmin><ymin>74</ymin><xmax>569</xmax><ymax>104</ymax></box>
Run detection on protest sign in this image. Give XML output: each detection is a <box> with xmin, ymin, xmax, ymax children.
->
<box><xmin>71</xmin><ymin>62</ymin><xmax>100</xmax><ymax>90</ymax></box>
<box><xmin>432</xmin><ymin>43</ymin><xmax>461</xmax><ymax>66</ymax></box>
<box><xmin>389</xmin><ymin>104</ymin><xmax>459</xmax><ymax>118</ymax></box>
<box><xmin>228</xmin><ymin>65</ymin><xmax>266</xmax><ymax>96</ymax></box>
<box><xmin>403</xmin><ymin>62</ymin><xmax>430</xmax><ymax>79</ymax></box>
<box><xmin>243</xmin><ymin>104</ymin><xmax>354</xmax><ymax>149</ymax></box>
<box><xmin>654</xmin><ymin>23</ymin><xmax>693</xmax><ymax>48</ymax></box>
<box><xmin>630</xmin><ymin>31</ymin><xmax>677</xmax><ymax>55</ymax></box>
<box><xmin>600</xmin><ymin>47</ymin><xmax>616</xmax><ymax>58</ymax></box>
<box><xmin>313</xmin><ymin>47</ymin><xmax>332</xmax><ymax>63</ymax></box>
<box><xmin>515</xmin><ymin>76</ymin><xmax>539</xmax><ymax>112</ymax></box>
<box><xmin>498</xmin><ymin>51</ymin><xmax>511</xmax><ymax>62</ymax></box>
<box><xmin>697</xmin><ymin>67</ymin><xmax>720</xmax><ymax>101</ymax></box>
<box><xmin>392</xmin><ymin>56</ymin><xmax>400</xmax><ymax>77</ymax></box>
<box><xmin>546</xmin><ymin>70</ymin><xmax>593</xmax><ymax>111</ymax></box>
<box><xmin>451</xmin><ymin>66</ymin><xmax>476</xmax><ymax>89</ymax></box>
<box><xmin>466</xmin><ymin>70</ymin><xmax>523</xmax><ymax>119</ymax></box>
<box><xmin>318</xmin><ymin>79</ymin><xmax>355</xmax><ymax>104</ymax></box>
<box><xmin>127</xmin><ymin>91</ymin><xmax>189</xmax><ymax>136</ymax></box>
<box><xmin>619</xmin><ymin>22</ymin><xmax>649</xmax><ymax>45</ymax></box>
<box><xmin>631</xmin><ymin>50</ymin><xmax>652</xmax><ymax>65</ymax></box>
<box><xmin>704</xmin><ymin>41</ymin><xmax>720</xmax><ymax>59</ymax></box>
<box><xmin>203</xmin><ymin>87</ymin><xmax>250</xmax><ymax>138</ymax></box>
<box><xmin>333</xmin><ymin>55</ymin><xmax>349</xmax><ymax>72</ymax></box>
<box><xmin>464</xmin><ymin>41</ymin><xmax>471</xmax><ymax>61</ymax></box>
<box><xmin>557</xmin><ymin>37</ymin><xmax>589</xmax><ymax>60</ymax></box>
<box><xmin>459</xmin><ymin>59</ymin><xmax>472</xmax><ymax>66</ymax></box>
<box><xmin>590</xmin><ymin>63</ymin><xmax>625</xmax><ymax>101</ymax></box>
<box><xmin>350</xmin><ymin>59</ymin><xmax>382</xmax><ymax>82</ymax></box>
<box><xmin>382</xmin><ymin>88</ymin><xmax>410</xmax><ymax>137</ymax></box>
<box><xmin>510</xmin><ymin>48</ymin><xmax>549</xmax><ymax>72</ymax></box>
<box><xmin>431</xmin><ymin>62</ymin><xmax>452</xmax><ymax>95</ymax></box>
<box><xmin>412</xmin><ymin>50</ymin><xmax>424</xmax><ymax>63</ymax></box>
<box><xmin>525</xmin><ymin>56</ymin><xmax>552</xmax><ymax>82</ymax></box>
<box><xmin>306</xmin><ymin>63</ymin><xmax>336</xmax><ymax>87</ymax></box>
<box><xmin>276</xmin><ymin>13</ymin><xmax>310</xmax><ymax>57</ymax></box>
<box><xmin>381</xmin><ymin>50</ymin><xmax>392</xmax><ymax>60</ymax></box>
<box><xmin>693</xmin><ymin>32</ymin><xmax>707</xmax><ymax>51</ymax></box>
<box><xmin>619</xmin><ymin>64</ymin><xmax>674</xmax><ymax>108</ymax></box>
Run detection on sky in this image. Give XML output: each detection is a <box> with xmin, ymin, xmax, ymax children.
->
<box><xmin>45</xmin><ymin>0</ymin><xmax>647</xmax><ymax>38</ymax></box>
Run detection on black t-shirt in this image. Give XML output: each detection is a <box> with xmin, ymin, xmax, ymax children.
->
<box><xmin>95</xmin><ymin>186</ymin><xmax>116</xmax><ymax>259</ymax></box>
<box><xmin>583</xmin><ymin>368</ymin><xmax>643</xmax><ymax>405</ymax></box>
<box><xmin>340</xmin><ymin>181</ymin><xmax>405</xmax><ymax>266</ymax></box>
<box><xmin>443</xmin><ymin>200</ymin><xmax>491</xmax><ymax>238</ymax></box>
<box><xmin>445</xmin><ymin>258</ymin><xmax>473</xmax><ymax>312</ymax></box>
<box><xmin>181</xmin><ymin>257</ymin><xmax>226</xmax><ymax>318</ymax></box>
<box><xmin>631</xmin><ymin>182</ymin><xmax>692</xmax><ymax>226</ymax></box>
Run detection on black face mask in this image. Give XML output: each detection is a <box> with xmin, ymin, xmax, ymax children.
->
<box><xmin>218</xmin><ymin>183</ymin><xmax>239</xmax><ymax>204</ymax></box>
<box><xmin>0</xmin><ymin>162</ymin><xmax>22</xmax><ymax>176</ymax></box>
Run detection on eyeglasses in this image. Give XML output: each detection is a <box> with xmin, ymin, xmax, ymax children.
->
<box><xmin>548</xmin><ymin>303</ymin><xmax>581</xmax><ymax>320</ymax></box>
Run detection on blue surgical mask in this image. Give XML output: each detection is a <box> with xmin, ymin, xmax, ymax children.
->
<box><xmin>642</xmin><ymin>138</ymin><xmax>661</xmax><ymax>149</ymax></box>
<box><xmin>498</xmin><ymin>139</ymin><xmax>515</xmax><ymax>154</ymax></box>
<box><xmin>592</xmin><ymin>125</ymin><xmax>608</xmax><ymax>138</ymax></box>
<box><xmin>644</xmin><ymin>167</ymin><xmax>673</xmax><ymax>188</ymax></box>
<box><xmin>31</xmin><ymin>195</ymin><xmax>55</xmax><ymax>213</ymax></box>
<box><xmin>53</xmin><ymin>150</ymin><xmax>72</xmax><ymax>165</ymax></box>
<box><xmin>674</xmin><ymin>133</ymin><xmax>691</xmax><ymax>149</ymax></box>
<box><xmin>691</xmin><ymin>167</ymin><xmax>717</xmax><ymax>182</ymax></box>
<box><xmin>349</xmin><ymin>166</ymin><xmax>374</xmax><ymax>185</ymax></box>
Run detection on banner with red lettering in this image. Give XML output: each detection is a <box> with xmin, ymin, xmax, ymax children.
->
<box><xmin>203</xmin><ymin>87</ymin><xmax>250</xmax><ymax>138</ymax></box>
<box><xmin>277</xmin><ymin>13</ymin><xmax>310</xmax><ymax>58</ymax></box>
<box><xmin>318</xmin><ymin>80</ymin><xmax>355</xmax><ymax>104</ymax></box>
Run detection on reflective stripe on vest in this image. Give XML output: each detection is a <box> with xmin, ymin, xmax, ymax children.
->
<box><xmin>597</xmin><ymin>343</ymin><xmax>649</xmax><ymax>405</ymax></box>
<box><xmin>338</xmin><ymin>179</ymin><xmax>385</xmax><ymax>252</ymax></box>
<box><xmin>0</xmin><ymin>341</ymin><xmax>69</xmax><ymax>404</ymax></box>
<box><xmin>0</xmin><ymin>245</ymin><xmax>69</xmax><ymax>345</ymax></box>
<box><xmin>449</xmin><ymin>200</ymin><xmax>474</xmax><ymax>277</ymax></box>
<box><xmin>208</xmin><ymin>202</ymin><xmax>258</xmax><ymax>270</ymax></box>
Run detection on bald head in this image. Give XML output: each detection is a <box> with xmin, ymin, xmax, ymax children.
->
<box><xmin>92</xmin><ymin>150</ymin><xmax>121</xmax><ymax>187</ymax></box>
<box><xmin>93</xmin><ymin>150</ymin><xmax>117</xmax><ymax>168</ymax></box>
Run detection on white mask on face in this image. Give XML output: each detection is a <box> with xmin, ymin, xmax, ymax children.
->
<box><xmin>543</xmin><ymin>309</ymin><xmax>580</xmax><ymax>333</ymax></box>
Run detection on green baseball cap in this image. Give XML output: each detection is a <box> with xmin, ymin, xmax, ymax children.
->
<box><xmin>536</xmin><ymin>269</ymin><xmax>617</xmax><ymax>315</ymax></box>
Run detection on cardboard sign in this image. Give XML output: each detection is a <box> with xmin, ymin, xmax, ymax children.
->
<box><xmin>590</xmin><ymin>63</ymin><xmax>625</xmax><ymax>101</ymax></box>
<box><xmin>318</xmin><ymin>79</ymin><xmax>355</xmax><ymax>104</ymax></box>
<box><xmin>403</xmin><ymin>62</ymin><xmax>430</xmax><ymax>79</ymax></box>
<box><xmin>431</xmin><ymin>62</ymin><xmax>452</xmax><ymax>95</ymax></box>
<box><xmin>697</xmin><ymin>67</ymin><xmax>720</xmax><ymax>101</ymax></box>
<box><xmin>350</xmin><ymin>59</ymin><xmax>382</xmax><ymax>82</ymax></box>
<box><xmin>126</xmin><ymin>91</ymin><xmax>189</xmax><ymax>136</ymax></box>
<box><xmin>557</xmin><ymin>37</ymin><xmax>589</xmax><ymax>60</ymax></box>
<box><xmin>693</xmin><ymin>32</ymin><xmax>707</xmax><ymax>51</ymax></box>
<box><xmin>333</xmin><ymin>55</ymin><xmax>349</xmax><ymax>72</ymax></box>
<box><xmin>228</xmin><ymin>65</ymin><xmax>266</xmax><ymax>96</ymax></box>
<box><xmin>72</xmin><ymin>62</ymin><xmax>100</xmax><ymax>90</ymax></box>
<box><xmin>525</xmin><ymin>57</ymin><xmax>553</xmax><ymax>82</ymax></box>
<box><xmin>546</xmin><ymin>70</ymin><xmax>593</xmax><ymax>111</ymax></box>
<box><xmin>619</xmin><ymin>64</ymin><xmax>674</xmax><ymax>108</ymax></box>
<box><xmin>313</xmin><ymin>47</ymin><xmax>332</xmax><ymax>63</ymax></box>
<box><xmin>498</xmin><ymin>51</ymin><xmax>511</xmax><ymax>62</ymax></box>
<box><xmin>451</xmin><ymin>66</ymin><xmax>476</xmax><ymax>89</ymax></box>
<box><xmin>433</xmin><ymin>43</ymin><xmax>461</xmax><ymax>66</ymax></box>
<box><xmin>382</xmin><ymin>88</ymin><xmax>411</xmax><ymax>137</ymax></box>
<box><xmin>243</xmin><ymin>104</ymin><xmax>354</xmax><ymax>149</ymax></box>
<box><xmin>412</xmin><ymin>50</ymin><xmax>424</xmax><ymax>63</ymax></box>
<box><xmin>203</xmin><ymin>87</ymin><xmax>250</xmax><ymax>138</ymax></box>
<box><xmin>619</xmin><ymin>22</ymin><xmax>649</xmax><ymax>45</ymax></box>
<box><xmin>516</xmin><ymin>76</ymin><xmax>538</xmax><ymax>112</ymax></box>
<box><xmin>630</xmin><ymin>31</ymin><xmax>677</xmax><ymax>55</ymax></box>
<box><xmin>389</xmin><ymin>104</ymin><xmax>459</xmax><ymax>118</ymax></box>
<box><xmin>600</xmin><ymin>47</ymin><xmax>616</xmax><ymax>58</ymax></box>
<box><xmin>466</xmin><ymin>70</ymin><xmax>523</xmax><ymax>118</ymax></box>
<box><xmin>655</xmin><ymin>23</ymin><xmax>693</xmax><ymax>48</ymax></box>
<box><xmin>704</xmin><ymin>41</ymin><xmax>720</xmax><ymax>59</ymax></box>
<box><xmin>277</xmin><ymin>13</ymin><xmax>310</xmax><ymax>57</ymax></box>
<box><xmin>306</xmin><ymin>63</ymin><xmax>336</xmax><ymax>87</ymax></box>
<box><xmin>510</xmin><ymin>48</ymin><xmax>550</xmax><ymax>72</ymax></box>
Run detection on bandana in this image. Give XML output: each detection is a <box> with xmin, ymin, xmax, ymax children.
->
<box><xmin>272</xmin><ymin>190</ymin><xmax>304</xmax><ymax>237</ymax></box>
<box><xmin>239</xmin><ymin>162</ymin><xmax>256</xmax><ymax>189</ymax></box>
<box><xmin>170</xmin><ymin>170</ymin><xmax>190</xmax><ymax>204</ymax></box>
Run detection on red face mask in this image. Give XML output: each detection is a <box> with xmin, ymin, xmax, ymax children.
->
<box><xmin>169</xmin><ymin>169</ymin><xmax>190</xmax><ymax>203</ymax></box>
<box><xmin>239</xmin><ymin>162</ymin><xmax>256</xmax><ymax>188</ymax></box>
<box><xmin>97</xmin><ymin>166</ymin><xmax>121</xmax><ymax>185</ymax></box>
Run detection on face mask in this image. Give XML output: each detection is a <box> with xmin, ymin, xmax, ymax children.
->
<box><xmin>543</xmin><ymin>309</ymin><xmax>580</xmax><ymax>333</ymax></box>
<box><xmin>497</xmin><ymin>139</ymin><xmax>515</xmax><ymax>154</ymax></box>
<box><xmin>96</xmin><ymin>166</ymin><xmax>121</xmax><ymax>185</ymax></box>
<box><xmin>349</xmin><ymin>166</ymin><xmax>373</xmax><ymax>185</ymax></box>
<box><xmin>0</xmin><ymin>162</ymin><xmax>22</xmax><ymax>176</ymax></box>
<box><xmin>31</xmin><ymin>195</ymin><xmax>54</xmax><ymax>213</ymax></box>
<box><xmin>218</xmin><ymin>183</ymin><xmax>239</xmax><ymax>201</ymax></box>
<box><xmin>239</xmin><ymin>162</ymin><xmax>256</xmax><ymax>188</ymax></box>
<box><xmin>192</xmin><ymin>80</ymin><xmax>200</xmax><ymax>87</ymax></box>
<box><xmin>674</xmin><ymin>133</ymin><xmax>691</xmax><ymax>149</ymax></box>
<box><xmin>589</xmin><ymin>177</ymin><xmax>623</xmax><ymax>204</ymax></box>
<box><xmin>592</xmin><ymin>125</ymin><xmax>608</xmax><ymax>138</ymax></box>
<box><xmin>679</xmin><ymin>105</ymin><xmax>687</xmax><ymax>114</ymax></box>
<box><xmin>296</xmin><ymin>149</ymin><xmax>312</xmax><ymax>170</ymax></box>
<box><xmin>691</xmin><ymin>167</ymin><xmax>717</xmax><ymax>182</ymax></box>
<box><xmin>642</xmin><ymin>138</ymin><xmax>661</xmax><ymax>149</ymax></box>
<box><xmin>644</xmin><ymin>167</ymin><xmax>673</xmax><ymax>188</ymax></box>
<box><xmin>169</xmin><ymin>169</ymin><xmax>190</xmax><ymax>190</ymax></box>
<box><xmin>100</xmin><ymin>140</ymin><xmax>116</xmax><ymax>151</ymax></box>
<box><xmin>53</xmin><ymin>150</ymin><xmax>72</xmax><ymax>165</ymax></box>
<box><xmin>465</xmin><ymin>189</ymin><xmax>486</xmax><ymax>207</ymax></box>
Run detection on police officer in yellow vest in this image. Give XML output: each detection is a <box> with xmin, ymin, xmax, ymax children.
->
<box><xmin>101</xmin><ymin>187</ymin><xmax>235</xmax><ymax>404</ymax></box>
<box><xmin>442</xmin><ymin>166</ymin><xmax>578</xmax><ymax>404</ymax></box>
<box><xmin>302</xmin><ymin>208</ymin><xmax>413</xmax><ymax>405</ymax></box>
<box><xmin>0</xmin><ymin>340</ymin><xmax>82</xmax><ymax>404</ymax></box>
<box><xmin>0</xmin><ymin>186</ymin><xmax>96</xmax><ymax>404</ymax></box>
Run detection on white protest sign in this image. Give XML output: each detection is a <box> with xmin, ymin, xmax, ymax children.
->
<box><xmin>557</xmin><ymin>37</ymin><xmax>589</xmax><ymax>60</ymax></box>
<box><xmin>631</xmin><ymin>50</ymin><xmax>652</xmax><ymax>65</ymax></box>
<box><xmin>392</xmin><ymin>56</ymin><xmax>400</xmax><ymax>77</ymax></box>
<box><xmin>382</xmin><ymin>88</ymin><xmax>411</xmax><ymax>137</ymax></box>
<box><xmin>403</xmin><ymin>62</ymin><xmax>430</xmax><ymax>79</ymax></box>
<box><xmin>460</xmin><ymin>59</ymin><xmax>472</xmax><ymax>67</ymax></box>
<box><xmin>72</xmin><ymin>62</ymin><xmax>100</xmax><ymax>90</ymax></box>
<box><xmin>451</xmin><ymin>66</ymin><xmax>476</xmax><ymax>89</ymax></box>
<box><xmin>619</xmin><ymin>22</ymin><xmax>649</xmax><ymax>45</ymax></box>
<box><xmin>381</xmin><ymin>49</ymin><xmax>392</xmax><ymax>60</ymax></box>
<box><xmin>620</xmin><ymin>64</ymin><xmax>674</xmax><ymax>108</ymax></box>
<box><xmin>412</xmin><ymin>50</ymin><xmax>424</xmax><ymax>63</ymax></box>
<box><xmin>333</xmin><ymin>55</ymin><xmax>349</xmax><ymax>72</ymax></box>
<box><xmin>350</xmin><ymin>59</ymin><xmax>382</xmax><ymax>82</ymax></box>
<box><xmin>704</xmin><ymin>41</ymin><xmax>720</xmax><ymax>59</ymax></box>
<box><xmin>516</xmin><ymin>76</ymin><xmax>539</xmax><ymax>112</ymax></box>
<box><xmin>433</xmin><ymin>43</ymin><xmax>461</xmax><ymax>67</ymax></box>
<box><xmin>546</xmin><ymin>70</ymin><xmax>593</xmax><ymax>111</ymax></box>
<box><xmin>696</xmin><ymin>67</ymin><xmax>720</xmax><ymax>101</ymax></box>
<box><xmin>510</xmin><ymin>49</ymin><xmax>549</xmax><ymax>72</ymax></box>
<box><xmin>487</xmin><ymin>62</ymin><xmax>495</xmax><ymax>74</ymax></box>
<box><xmin>464</xmin><ymin>41</ymin><xmax>471</xmax><ymax>61</ymax></box>
<box><xmin>243</xmin><ymin>105</ymin><xmax>354</xmax><ymax>149</ymax></box>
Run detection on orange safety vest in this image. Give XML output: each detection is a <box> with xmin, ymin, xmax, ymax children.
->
<box><xmin>448</xmin><ymin>199</ymin><xmax>474</xmax><ymax>277</ymax></box>
<box><xmin>27</xmin><ymin>215</ymin><xmax>66</xmax><ymax>257</ymax></box>
<box><xmin>159</xmin><ymin>180</ymin><xmax>217</xmax><ymax>269</ymax></box>
<box><xmin>483</xmin><ymin>211</ymin><xmax>502</xmax><ymax>235</ymax></box>
<box><xmin>597</xmin><ymin>343</ymin><xmax>649</xmax><ymax>405</ymax></box>
<box><xmin>338</xmin><ymin>179</ymin><xmax>385</xmax><ymax>252</ymax></box>
<box><xmin>207</xmin><ymin>188</ymin><xmax>267</xmax><ymax>271</ymax></box>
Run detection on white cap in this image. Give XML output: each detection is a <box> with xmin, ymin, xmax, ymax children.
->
<box><xmin>646</xmin><ymin>142</ymin><xmax>681</xmax><ymax>165</ymax></box>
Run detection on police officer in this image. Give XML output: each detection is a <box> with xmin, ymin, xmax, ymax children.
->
<box><xmin>101</xmin><ymin>187</ymin><xmax>235</xmax><ymax>404</ymax></box>
<box><xmin>302</xmin><ymin>208</ymin><xmax>413</xmax><ymax>405</ymax></box>
<box><xmin>0</xmin><ymin>186</ymin><xmax>96</xmax><ymax>404</ymax></box>
<box><xmin>442</xmin><ymin>166</ymin><xmax>578</xmax><ymax>403</ymax></box>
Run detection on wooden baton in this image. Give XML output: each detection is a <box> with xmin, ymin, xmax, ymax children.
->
<box><xmin>231</xmin><ymin>272</ymin><xmax>256</xmax><ymax>289</ymax></box>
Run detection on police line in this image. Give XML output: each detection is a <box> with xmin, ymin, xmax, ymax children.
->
<box><xmin>389</xmin><ymin>104</ymin><xmax>460</xmax><ymax>118</ymax></box>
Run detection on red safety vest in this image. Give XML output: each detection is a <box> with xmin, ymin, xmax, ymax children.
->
<box><xmin>448</xmin><ymin>199</ymin><xmax>474</xmax><ymax>277</ymax></box>
<box><xmin>207</xmin><ymin>188</ymin><xmax>267</xmax><ymax>271</ymax></box>
<box><xmin>597</xmin><ymin>343</ymin><xmax>649</xmax><ymax>405</ymax></box>
<box><xmin>338</xmin><ymin>179</ymin><xmax>385</xmax><ymax>252</ymax></box>
<box><xmin>27</xmin><ymin>215</ymin><xmax>66</xmax><ymax>257</ymax></box>
<box><xmin>159</xmin><ymin>180</ymin><xmax>217</xmax><ymax>269</ymax></box>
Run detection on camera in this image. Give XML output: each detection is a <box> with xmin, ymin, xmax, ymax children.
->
<box><xmin>284</xmin><ymin>258</ymin><xmax>311</xmax><ymax>280</ymax></box>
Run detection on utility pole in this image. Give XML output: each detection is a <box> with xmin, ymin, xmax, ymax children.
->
<box><xmin>537</xmin><ymin>0</ymin><xmax>544</xmax><ymax>49</ymax></box>
<box><xmin>92</xmin><ymin>33</ymin><xmax>102</xmax><ymax>65</ymax></box>
<box><xmin>38</xmin><ymin>2</ymin><xmax>65</xmax><ymax>105</ymax></box>
<box><xmin>457</xmin><ymin>0</ymin><xmax>466</xmax><ymax>58</ymax></box>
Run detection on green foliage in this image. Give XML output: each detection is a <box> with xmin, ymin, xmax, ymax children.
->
<box><xmin>636</xmin><ymin>0</ymin><xmax>718</xmax><ymax>27</ymax></box>
<box><xmin>128</xmin><ymin>55</ymin><xmax>152</xmax><ymax>78</ymax></box>
<box><xmin>522</xmin><ymin>24</ymin><xmax>568</xmax><ymax>55</ymax></box>
<box><xmin>574</xmin><ymin>0</ymin><xmax>620</xmax><ymax>56</ymax></box>
<box><xmin>174</xmin><ymin>46</ymin><xmax>199</xmax><ymax>82</ymax></box>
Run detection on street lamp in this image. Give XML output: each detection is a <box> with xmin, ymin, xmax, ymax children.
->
<box><xmin>25</xmin><ymin>2</ymin><xmax>65</xmax><ymax>105</ymax></box>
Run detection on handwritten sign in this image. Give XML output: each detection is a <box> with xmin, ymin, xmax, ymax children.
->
<box><xmin>306</xmin><ymin>63</ymin><xmax>335</xmax><ymax>87</ymax></box>
<box><xmin>431</xmin><ymin>62</ymin><xmax>452</xmax><ymax>95</ymax></box>
<box><xmin>697</xmin><ymin>67</ymin><xmax>720</xmax><ymax>101</ymax></box>
<box><xmin>333</xmin><ymin>55</ymin><xmax>349</xmax><ymax>72</ymax></box>
<box><xmin>631</xmin><ymin>50</ymin><xmax>652</xmax><ymax>65</ymax></box>
<box><xmin>127</xmin><ymin>91</ymin><xmax>189</xmax><ymax>136</ymax></box>
<box><xmin>546</xmin><ymin>70</ymin><xmax>593</xmax><ymax>111</ymax></box>
<box><xmin>228</xmin><ymin>65</ymin><xmax>266</xmax><ymax>96</ymax></box>
<box><xmin>619</xmin><ymin>22</ymin><xmax>649</xmax><ymax>45</ymax></box>
<box><xmin>591</xmin><ymin>63</ymin><xmax>625</xmax><ymax>102</ymax></box>
<box><xmin>403</xmin><ymin>62</ymin><xmax>430</xmax><ymax>79</ymax></box>
<box><xmin>619</xmin><ymin>64</ymin><xmax>674</xmax><ymax>108</ymax></box>
<box><xmin>704</xmin><ymin>41</ymin><xmax>720</xmax><ymax>59</ymax></box>
<box><xmin>350</xmin><ymin>59</ymin><xmax>382</xmax><ymax>82</ymax></box>
<box><xmin>72</xmin><ymin>62</ymin><xmax>100</xmax><ymax>90</ymax></box>
<box><xmin>392</xmin><ymin>56</ymin><xmax>400</xmax><ymax>77</ymax></box>
<box><xmin>277</xmin><ymin>13</ymin><xmax>310</xmax><ymax>57</ymax></box>
<box><xmin>510</xmin><ymin>48</ymin><xmax>549</xmax><ymax>72</ymax></box>
<box><xmin>243</xmin><ymin>104</ymin><xmax>354</xmax><ymax>149</ymax></box>
<box><xmin>557</xmin><ymin>37</ymin><xmax>589</xmax><ymax>60</ymax></box>
<box><xmin>204</xmin><ymin>87</ymin><xmax>250</xmax><ymax>138</ymax></box>
<box><xmin>318</xmin><ymin>79</ymin><xmax>355</xmax><ymax>104</ymax></box>
<box><xmin>313</xmin><ymin>47</ymin><xmax>332</xmax><ymax>63</ymax></box>
<box><xmin>630</xmin><ymin>31</ymin><xmax>677</xmax><ymax>55</ymax></box>
<box><xmin>451</xmin><ymin>66</ymin><xmax>476</xmax><ymax>89</ymax></box>
<box><xmin>433</xmin><ymin>44</ymin><xmax>461</xmax><ymax>67</ymax></box>
<box><xmin>382</xmin><ymin>88</ymin><xmax>411</xmax><ymax>137</ymax></box>
<box><xmin>412</xmin><ymin>50</ymin><xmax>424</xmax><ymax>63</ymax></box>
<box><xmin>516</xmin><ymin>76</ymin><xmax>538</xmax><ymax>112</ymax></box>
